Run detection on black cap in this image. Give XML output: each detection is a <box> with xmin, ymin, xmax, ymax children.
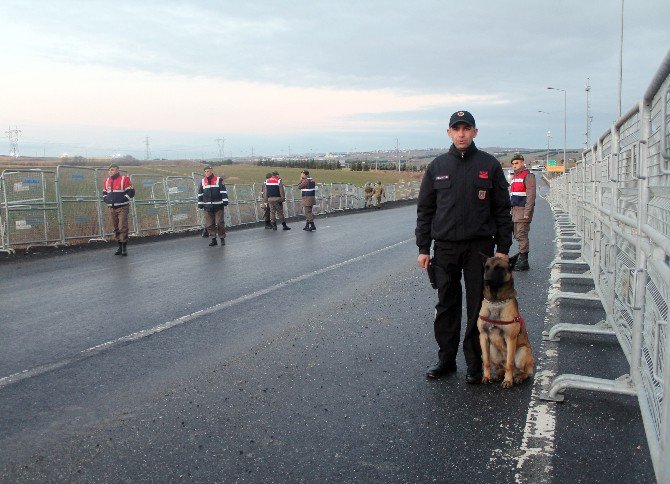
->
<box><xmin>272</xmin><ymin>171</ymin><xmax>279</xmax><ymax>176</ymax></box>
<box><xmin>108</xmin><ymin>163</ymin><xmax>120</xmax><ymax>169</ymax></box>
<box><xmin>449</xmin><ymin>110</ymin><xmax>476</xmax><ymax>128</ymax></box>
<box><xmin>511</xmin><ymin>153</ymin><xmax>524</xmax><ymax>162</ymax></box>
<box><xmin>203</xmin><ymin>165</ymin><xmax>213</xmax><ymax>170</ymax></box>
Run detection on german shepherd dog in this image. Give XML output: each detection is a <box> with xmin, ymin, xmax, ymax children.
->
<box><xmin>477</xmin><ymin>254</ymin><xmax>534</xmax><ymax>388</ymax></box>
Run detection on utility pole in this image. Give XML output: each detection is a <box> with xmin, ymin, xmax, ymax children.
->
<box><xmin>5</xmin><ymin>126</ymin><xmax>21</xmax><ymax>157</ymax></box>
<box><xmin>144</xmin><ymin>136</ymin><xmax>151</xmax><ymax>160</ymax></box>
<box><xmin>617</xmin><ymin>0</ymin><xmax>624</xmax><ymax>118</ymax></box>
<box><xmin>215</xmin><ymin>138</ymin><xmax>225</xmax><ymax>160</ymax></box>
<box><xmin>585</xmin><ymin>78</ymin><xmax>593</xmax><ymax>148</ymax></box>
<box><xmin>396</xmin><ymin>138</ymin><xmax>400</xmax><ymax>172</ymax></box>
<box><xmin>546</xmin><ymin>130</ymin><xmax>551</xmax><ymax>168</ymax></box>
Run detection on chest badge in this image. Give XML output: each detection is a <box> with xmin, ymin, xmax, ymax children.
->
<box><xmin>479</xmin><ymin>171</ymin><xmax>489</xmax><ymax>179</ymax></box>
<box><xmin>478</xmin><ymin>190</ymin><xmax>487</xmax><ymax>200</ymax></box>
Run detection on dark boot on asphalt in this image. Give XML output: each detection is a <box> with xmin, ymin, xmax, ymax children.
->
<box><xmin>514</xmin><ymin>252</ymin><xmax>529</xmax><ymax>271</ymax></box>
<box><xmin>426</xmin><ymin>360</ymin><xmax>457</xmax><ymax>379</ymax></box>
<box><xmin>282</xmin><ymin>222</ymin><xmax>291</xmax><ymax>230</ymax></box>
<box><xmin>208</xmin><ymin>237</ymin><xmax>218</xmax><ymax>246</ymax></box>
<box><xmin>114</xmin><ymin>242</ymin><xmax>123</xmax><ymax>255</ymax></box>
<box><xmin>121</xmin><ymin>242</ymin><xmax>128</xmax><ymax>256</ymax></box>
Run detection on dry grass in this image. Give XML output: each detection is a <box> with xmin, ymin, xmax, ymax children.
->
<box><xmin>0</xmin><ymin>157</ymin><xmax>423</xmax><ymax>186</ymax></box>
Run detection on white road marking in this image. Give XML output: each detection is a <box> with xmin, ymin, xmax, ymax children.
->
<box><xmin>514</xmin><ymin>264</ymin><xmax>563</xmax><ymax>483</ymax></box>
<box><xmin>0</xmin><ymin>238</ymin><xmax>412</xmax><ymax>391</ymax></box>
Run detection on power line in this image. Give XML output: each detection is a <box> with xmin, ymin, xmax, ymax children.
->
<box><xmin>5</xmin><ymin>126</ymin><xmax>21</xmax><ymax>157</ymax></box>
<box><xmin>144</xmin><ymin>136</ymin><xmax>151</xmax><ymax>160</ymax></box>
<box><xmin>215</xmin><ymin>138</ymin><xmax>225</xmax><ymax>160</ymax></box>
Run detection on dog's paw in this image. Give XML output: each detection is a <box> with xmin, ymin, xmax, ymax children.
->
<box><xmin>501</xmin><ymin>379</ymin><xmax>513</xmax><ymax>389</ymax></box>
<box><xmin>514</xmin><ymin>375</ymin><xmax>528</xmax><ymax>385</ymax></box>
<box><xmin>482</xmin><ymin>376</ymin><xmax>492</xmax><ymax>384</ymax></box>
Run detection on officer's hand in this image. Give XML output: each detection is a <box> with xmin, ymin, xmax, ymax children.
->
<box><xmin>417</xmin><ymin>254</ymin><xmax>430</xmax><ymax>269</ymax></box>
<box><xmin>494</xmin><ymin>252</ymin><xmax>509</xmax><ymax>260</ymax></box>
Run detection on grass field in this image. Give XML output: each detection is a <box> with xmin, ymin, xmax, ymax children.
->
<box><xmin>139</xmin><ymin>164</ymin><xmax>424</xmax><ymax>186</ymax></box>
<box><xmin>0</xmin><ymin>157</ymin><xmax>424</xmax><ymax>186</ymax></box>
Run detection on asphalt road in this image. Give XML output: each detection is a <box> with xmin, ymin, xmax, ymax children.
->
<box><xmin>0</xmin><ymin>191</ymin><xmax>655</xmax><ymax>483</ymax></box>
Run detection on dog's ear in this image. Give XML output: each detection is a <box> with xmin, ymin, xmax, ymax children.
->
<box><xmin>479</xmin><ymin>252</ymin><xmax>490</xmax><ymax>265</ymax></box>
<box><xmin>508</xmin><ymin>253</ymin><xmax>520</xmax><ymax>270</ymax></box>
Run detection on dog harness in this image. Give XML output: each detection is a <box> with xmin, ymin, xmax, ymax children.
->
<box><xmin>479</xmin><ymin>314</ymin><xmax>525</xmax><ymax>327</ymax></box>
<box><xmin>480</xmin><ymin>298</ymin><xmax>526</xmax><ymax>333</ymax></box>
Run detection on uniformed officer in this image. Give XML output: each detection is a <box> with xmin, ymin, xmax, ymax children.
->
<box><xmin>197</xmin><ymin>165</ymin><xmax>228</xmax><ymax>246</ymax></box>
<box><xmin>373</xmin><ymin>181</ymin><xmax>384</xmax><ymax>208</ymax></box>
<box><xmin>363</xmin><ymin>182</ymin><xmax>374</xmax><ymax>208</ymax></box>
<box><xmin>102</xmin><ymin>163</ymin><xmax>135</xmax><ymax>256</ymax></box>
<box><xmin>262</xmin><ymin>171</ymin><xmax>291</xmax><ymax>230</ymax></box>
<box><xmin>415</xmin><ymin>110</ymin><xmax>513</xmax><ymax>383</ymax></box>
<box><xmin>262</xmin><ymin>172</ymin><xmax>273</xmax><ymax>229</ymax></box>
<box><xmin>298</xmin><ymin>170</ymin><xmax>317</xmax><ymax>231</ymax></box>
<box><xmin>509</xmin><ymin>154</ymin><xmax>536</xmax><ymax>270</ymax></box>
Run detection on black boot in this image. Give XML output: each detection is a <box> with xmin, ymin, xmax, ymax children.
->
<box><xmin>272</xmin><ymin>222</ymin><xmax>277</xmax><ymax>231</ymax></box>
<box><xmin>282</xmin><ymin>222</ymin><xmax>291</xmax><ymax>230</ymax></box>
<box><xmin>514</xmin><ymin>252</ymin><xmax>529</xmax><ymax>271</ymax></box>
<box><xmin>264</xmin><ymin>221</ymin><xmax>272</xmax><ymax>229</ymax></box>
<box><xmin>303</xmin><ymin>222</ymin><xmax>311</xmax><ymax>231</ymax></box>
<box><xmin>201</xmin><ymin>228</ymin><xmax>209</xmax><ymax>238</ymax></box>
<box><xmin>121</xmin><ymin>242</ymin><xmax>128</xmax><ymax>256</ymax></box>
<box><xmin>309</xmin><ymin>222</ymin><xmax>316</xmax><ymax>231</ymax></box>
<box><xmin>208</xmin><ymin>237</ymin><xmax>218</xmax><ymax>246</ymax></box>
<box><xmin>220</xmin><ymin>238</ymin><xmax>225</xmax><ymax>246</ymax></box>
<box><xmin>114</xmin><ymin>242</ymin><xmax>123</xmax><ymax>255</ymax></box>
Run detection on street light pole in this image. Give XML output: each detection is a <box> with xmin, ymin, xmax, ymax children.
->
<box><xmin>547</xmin><ymin>87</ymin><xmax>567</xmax><ymax>174</ymax></box>
<box><xmin>538</xmin><ymin>111</ymin><xmax>551</xmax><ymax>168</ymax></box>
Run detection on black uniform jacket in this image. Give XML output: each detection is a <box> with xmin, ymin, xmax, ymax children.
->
<box><xmin>415</xmin><ymin>142</ymin><xmax>513</xmax><ymax>255</ymax></box>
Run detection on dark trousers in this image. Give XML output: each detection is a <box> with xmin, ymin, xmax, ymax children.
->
<box><xmin>432</xmin><ymin>238</ymin><xmax>494</xmax><ymax>371</ymax></box>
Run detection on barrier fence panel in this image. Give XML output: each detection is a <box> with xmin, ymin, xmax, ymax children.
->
<box><xmin>1</xmin><ymin>169</ymin><xmax>61</xmax><ymax>247</ymax></box>
<box><xmin>130</xmin><ymin>174</ymin><xmax>171</xmax><ymax>235</ymax></box>
<box><xmin>165</xmin><ymin>176</ymin><xmax>200</xmax><ymax>232</ymax></box>
<box><xmin>1</xmin><ymin>171</ymin><xmax>420</xmax><ymax>250</ymax></box>
<box><xmin>56</xmin><ymin>165</ymin><xmax>105</xmax><ymax>243</ymax></box>
<box><xmin>231</xmin><ymin>183</ymin><xmax>260</xmax><ymax>225</ymax></box>
<box><xmin>0</xmin><ymin>176</ymin><xmax>10</xmax><ymax>253</ymax></box>
<box><xmin>543</xmin><ymin>50</ymin><xmax>670</xmax><ymax>482</ymax></box>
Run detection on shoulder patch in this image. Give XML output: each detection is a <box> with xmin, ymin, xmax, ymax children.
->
<box><xmin>478</xmin><ymin>171</ymin><xmax>489</xmax><ymax>179</ymax></box>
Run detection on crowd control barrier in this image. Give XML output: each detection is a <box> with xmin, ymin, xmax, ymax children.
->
<box><xmin>542</xmin><ymin>49</ymin><xmax>670</xmax><ymax>482</ymax></box>
<box><xmin>0</xmin><ymin>169</ymin><xmax>418</xmax><ymax>250</ymax></box>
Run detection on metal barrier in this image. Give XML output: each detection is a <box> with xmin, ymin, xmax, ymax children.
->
<box><xmin>55</xmin><ymin>165</ymin><xmax>106</xmax><ymax>243</ymax></box>
<box><xmin>0</xmin><ymin>169</ymin><xmax>61</xmax><ymax>248</ymax></box>
<box><xmin>542</xmin><ymin>49</ymin><xmax>670</xmax><ymax>482</ymax></box>
<box><xmin>0</xmin><ymin>169</ymin><xmax>419</xmax><ymax>249</ymax></box>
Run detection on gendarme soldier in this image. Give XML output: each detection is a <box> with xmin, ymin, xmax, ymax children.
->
<box><xmin>298</xmin><ymin>170</ymin><xmax>317</xmax><ymax>231</ymax></box>
<box><xmin>102</xmin><ymin>163</ymin><xmax>135</xmax><ymax>256</ymax></box>
<box><xmin>263</xmin><ymin>171</ymin><xmax>291</xmax><ymax>231</ymax></box>
<box><xmin>197</xmin><ymin>165</ymin><xmax>228</xmax><ymax>246</ymax></box>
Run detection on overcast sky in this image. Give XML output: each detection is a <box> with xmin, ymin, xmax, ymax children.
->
<box><xmin>1</xmin><ymin>0</ymin><xmax>668</xmax><ymax>159</ymax></box>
